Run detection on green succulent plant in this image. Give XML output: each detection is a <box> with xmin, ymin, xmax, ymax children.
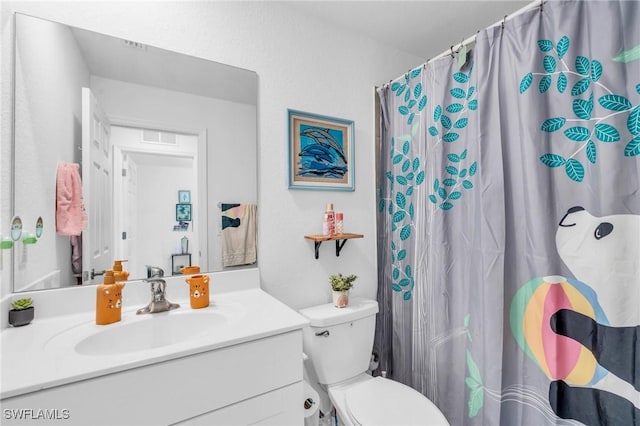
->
<box><xmin>329</xmin><ymin>274</ymin><xmax>357</xmax><ymax>292</ymax></box>
<box><xmin>11</xmin><ymin>298</ymin><xmax>33</xmax><ymax>310</ymax></box>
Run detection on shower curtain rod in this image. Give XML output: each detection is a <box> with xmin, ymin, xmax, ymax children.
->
<box><xmin>430</xmin><ymin>0</ymin><xmax>545</xmax><ymax>62</ymax></box>
<box><xmin>383</xmin><ymin>0</ymin><xmax>545</xmax><ymax>86</ymax></box>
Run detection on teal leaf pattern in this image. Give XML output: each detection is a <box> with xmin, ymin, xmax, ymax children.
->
<box><xmin>454</xmin><ymin>118</ymin><xmax>469</xmax><ymax>129</ymax></box>
<box><xmin>543</xmin><ymin>55</ymin><xmax>557</xmax><ymax>73</ymax></box>
<box><xmin>573</xmin><ymin>97</ymin><xmax>593</xmax><ymax>120</ymax></box>
<box><xmin>413</xmin><ymin>83</ymin><xmax>422</xmax><ymax>99</ymax></box>
<box><xmin>443</xmin><ymin>132</ymin><xmax>459</xmax><ymax>143</ymax></box>
<box><xmin>453</xmin><ymin>72</ymin><xmax>469</xmax><ymax>83</ymax></box>
<box><xmin>540</xmin><ymin>153</ymin><xmax>566</xmax><ymax>167</ymax></box>
<box><xmin>625</xmin><ymin>135</ymin><xmax>640</xmax><ymax>156</ymax></box>
<box><xmin>418</xmin><ymin>95</ymin><xmax>427</xmax><ymax>111</ymax></box>
<box><xmin>564</xmin><ymin>126</ymin><xmax>591</xmax><ymax>142</ymax></box>
<box><xmin>565</xmin><ymin>158</ymin><xmax>585</xmax><ymax>182</ymax></box>
<box><xmin>523</xmin><ymin>34</ymin><xmax>640</xmax><ymax>182</ymax></box>
<box><xmin>429</xmin><ymin>150</ymin><xmax>476</xmax><ymax>210</ymax></box>
<box><xmin>434</xmin><ymin>105</ymin><xmax>442</xmax><ymax>121</ymax></box>
<box><xmin>541</xmin><ymin>117</ymin><xmax>566</xmax><ymax>132</ymax></box>
<box><xmin>591</xmin><ymin>60</ymin><xmax>603</xmax><ymax>81</ymax></box>
<box><xmin>469</xmin><ymin>162</ymin><xmax>477</xmax><ymax>176</ymax></box>
<box><xmin>394</xmin><ymin>67</ymin><xmax>426</xmax><ymax>125</ymax></box>
<box><xmin>599</xmin><ymin>94</ymin><xmax>632</xmax><ymax>111</ymax></box>
<box><xmin>575</xmin><ymin>56</ymin><xmax>590</xmax><ymax>76</ymax></box>
<box><xmin>586</xmin><ymin>140</ymin><xmax>597</xmax><ymax>164</ymax></box>
<box><xmin>385</xmin><ymin>64</ymin><xmax>479</xmax><ymax>302</ymax></box>
<box><xmin>400</xmin><ymin>225</ymin><xmax>411</xmax><ymax>240</ymax></box>
<box><xmin>467</xmin><ymin>87</ymin><xmax>475</xmax><ymax>99</ymax></box>
<box><xmin>446</xmin><ymin>103</ymin><xmax>464</xmax><ymax>113</ymax></box>
<box><xmin>520</xmin><ymin>73</ymin><xmax>533</xmax><ymax>94</ymax></box>
<box><xmin>594</xmin><ymin>123</ymin><xmax>620</xmax><ymax>142</ymax></box>
<box><xmin>450</xmin><ymin>88</ymin><xmax>466</xmax><ymax>99</ymax></box>
<box><xmin>538</xmin><ymin>39</ymin><xmax>554</xmax><ymax>52</ymax></box>
<box><xmin>571</xmin><ymin>78</ymin><xmax>591</xmax><ymax>96</ymax></box>
<box><xmin>539</xmin><ymin>75</ymin><xmax>552</xmax><ymax>93</ymax></box>
<box><xmin>627</xmin><ymin>106</ymin><xmax>640</xmax><ymax>135</ymax></box>
<box><xmin>556</xmin><ymin>36</ymin><xmax>570</xmax><ymax>59</ymax></box>
<box><xmin>557</xmin><ymin>72</ymin><xmax>567</xmax><ymax>93</ymax></box>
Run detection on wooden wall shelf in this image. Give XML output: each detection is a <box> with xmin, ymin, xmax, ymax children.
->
<box><xmin>304</xmin><ymin>233</ymin><xmax>364</xmax><ymax>259</ymax></box>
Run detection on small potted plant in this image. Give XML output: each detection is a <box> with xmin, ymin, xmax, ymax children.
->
<box><xmin>329</xmin><ymin>273</ymin><xmax>357</xmax><ymax>308</ymax></box>
<box><xmin>8</xmin><ymin>298</ymin><xmax>34</xmax><ymax>327</ymax></box>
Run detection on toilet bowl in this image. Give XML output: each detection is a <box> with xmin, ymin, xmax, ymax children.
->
<box><xmin>299</xmin><ymin>298</ymin><xmax>449</xmax><ymax>426</ymax></box>
<box><xmin>329</xmin><ymin>374</ymin><xmax>449</xmax><ymax>426</ymax></box>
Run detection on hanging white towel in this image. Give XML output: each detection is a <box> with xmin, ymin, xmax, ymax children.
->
<box><xmin>221</xmin><ymin>203</ymin><xmax>257</xmax><ymax>267</ymax></box>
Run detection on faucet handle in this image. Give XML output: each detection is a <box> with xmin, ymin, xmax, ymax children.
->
<box><xmin>146</xmin><ymin>266</ymin><xmax>165</xmax><ymax>278</ymax></box>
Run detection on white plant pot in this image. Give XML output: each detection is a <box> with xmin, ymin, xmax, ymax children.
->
<box><xmin>332</xmin><ymin>290</ymin><xmax>349</xmax><ymax>308</ymax></box>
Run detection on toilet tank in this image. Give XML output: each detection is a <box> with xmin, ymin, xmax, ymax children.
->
<box><xmin>299</xmin><ymin>298</ymin><xmax>379</xmax><ymax>385</ymax></box>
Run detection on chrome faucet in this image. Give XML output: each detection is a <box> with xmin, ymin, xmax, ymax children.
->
<box><xmin>146</xmin><ymin>265</ymin><xmax>165</xmax><ymax>279</ymax></box>
<box><xmin>136</xmin><ymin>277</ymin><xmax>180</xmax><ymax>315</ymax></box>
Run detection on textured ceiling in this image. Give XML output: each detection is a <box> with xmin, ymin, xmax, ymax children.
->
<box><xmin>285</xmin><ymin>0</ymin><xmax>532</xmax><ymax>60</ymax></box>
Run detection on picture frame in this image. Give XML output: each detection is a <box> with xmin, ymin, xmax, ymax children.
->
<box><xmin>176</xmin><ymin>203</ymin><xmax>192</xmax><ymax>222</ymax></box>
<box><xmin>178</xmin><ymin>190</ymin><xmax>191</xmax><ymax>203</ymax></box>
<box><xmin>288</xmin><ymin>109</ymin><xmax>355</xmax><ymax>191</ymax></box>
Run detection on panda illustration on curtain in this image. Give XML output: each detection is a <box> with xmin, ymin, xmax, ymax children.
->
<box><xmin>510</xmin><ymin>206</ymin><xmax>639</xmax><ymax>426</ymax></box>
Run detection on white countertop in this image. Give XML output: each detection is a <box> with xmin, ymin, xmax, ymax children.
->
<box><xmin>1</xmin><ymin>270</ymin><xmax>309</xmax><ymax>399</ymax></box>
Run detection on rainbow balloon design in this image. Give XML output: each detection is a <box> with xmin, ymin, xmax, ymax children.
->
<box><xmin>510</xmin><ymin>275</ymin><xmax>608</xmax><ymax>386</ymax></box>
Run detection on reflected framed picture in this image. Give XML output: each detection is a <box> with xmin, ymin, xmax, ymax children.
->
<box><xmin>176</xmin><ymin>203</ymin><xmax>192</xmax><ymax>222</ymax></box>
<box><xmin>178</xmin><ymin>190</ymin><xmax>191</xmax><ymax>203</ymax></box>
<box><xmin>288</xmin><ymin>109</ymin><xmax>355</xmax><ymax>191</ymax></box>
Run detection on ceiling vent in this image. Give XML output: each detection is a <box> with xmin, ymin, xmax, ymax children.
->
<box><xmin>122</xmin><ymin>39</ymin><xmax>147</xmax><ymax>51</ymax></box>
<box><xmin>142</xmin><ymin>129</ymin><xmax>177</xmax><ymax>145</ymax></box>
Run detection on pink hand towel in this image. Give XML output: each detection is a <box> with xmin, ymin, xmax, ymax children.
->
<box><xmin>56</xmin><ymin>162</ymin><xmax>87</xmax><ymax>236</ymax></box>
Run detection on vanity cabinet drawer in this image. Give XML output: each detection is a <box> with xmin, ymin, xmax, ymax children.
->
<box><xmin>1</xmin><ymin>331</ymin><xmax>302</xmax><ymax>425</ymax></box>
<box><xmin>177</xmin><ymin>381</ymin><xmax>302</xmax><ymax>425</ymax></box>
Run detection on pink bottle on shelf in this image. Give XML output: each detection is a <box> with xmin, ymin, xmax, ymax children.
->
<box><xmin>335</xmin><ymin>212</ymin><xmax>344</xmax><ymax>234</ymax></box>
<box><xmin>324</xmin><ymin>203</ymin><xmax>336</xmax><ymax>235</ymax></box>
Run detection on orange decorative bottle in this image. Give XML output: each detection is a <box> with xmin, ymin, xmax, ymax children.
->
<box><xmin>185</xmin><ymin>274</ymin><xmax>210</xmax><ymax>309</ymax></box>
<box><xmin>112</xmin><ymin>260</ymin><xmax>130</xmax><ymax>282</ymax></box>
<box><xmin>96</xmin><ymin>270</ymin><xmax>126</xmax><ymax>325</ymax></box>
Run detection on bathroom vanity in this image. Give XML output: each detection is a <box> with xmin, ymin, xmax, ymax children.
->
<box><xmin>0</xmin><ymin>269</ymin><xmax>309</xmax><ymax>425</ymax></box>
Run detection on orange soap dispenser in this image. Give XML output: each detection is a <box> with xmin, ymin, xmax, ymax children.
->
<box><xmin>96</xmin><ymin>270</ymin><xmax>126</xmax><ymax>325</ymax></box>
<box><xmin>112</xmin><ymin>259</ymin><xmax>130</xmax><ymax>282</ymax></box>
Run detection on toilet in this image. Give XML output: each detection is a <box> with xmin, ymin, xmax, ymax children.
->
<box><xmin>299</xmin><ymin>298</ymin><xmax>449</xmax><ymax>426</ymax></box>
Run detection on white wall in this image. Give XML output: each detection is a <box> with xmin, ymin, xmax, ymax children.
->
<box><xmin>1</xmin><ymin>2</ymin><xmax>422</xmax><ymax>309</ymax></box>
<box><xmin>10</xmin><ymin>13</ymin><xmax>90</xmax><ymax>291</ymax></box>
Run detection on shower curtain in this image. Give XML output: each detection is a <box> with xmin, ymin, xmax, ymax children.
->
<box><xmin>375</xmin><ymin>1</ymin><xmax>639</xmax><ymax>425</ymax></box>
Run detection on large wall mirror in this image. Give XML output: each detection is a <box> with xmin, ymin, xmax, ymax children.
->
<box><xmin>12</xmin><ymin>13</ymin><xmax>258</xmax><ymax>293</ymax></box>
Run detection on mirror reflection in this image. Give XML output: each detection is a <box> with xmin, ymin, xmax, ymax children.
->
<box><xmin>12</xmin><ymin>13</ymin><xmax>258</xmax><ymax>292</ymax></box>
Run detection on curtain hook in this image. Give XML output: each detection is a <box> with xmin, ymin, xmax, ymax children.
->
<box><xmin>540</xmin><ymin>0</ymin><xmax>544</xmax><ymax>12</ymax></box>
<box><xmin>450</xmin><ymin>45</ymin><xmax>455</xmax><ymax>58</ymax></box>
<box><xmin>501</xmin><ymin>15</ymin><xmax>507</xmax><ymax>30</ymax></box>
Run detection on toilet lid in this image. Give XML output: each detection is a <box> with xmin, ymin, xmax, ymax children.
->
<box><xmin>345</xmin><ymin>377</ymin><xmax>449</xmax><ymax>426</ymax></box>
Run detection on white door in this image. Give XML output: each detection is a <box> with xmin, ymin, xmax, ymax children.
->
<box><xmin>112</xmin><ymin>147</ymin><xmax>139</xmax><ymax>276</ymax></box>
<box><xmin>82</xmin><ymin>88</ymin><xmax>113</xmax><ymax>284</ymax></box>
<box><xmin>121</xmin><ymin>152</ymin><xmax>139</xmax><ymax>275</ymax></box>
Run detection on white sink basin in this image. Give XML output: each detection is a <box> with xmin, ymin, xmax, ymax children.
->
<box><xmin>75</xmin><ymin>311</ymin><xmax>228</xmax><ymax>355</ymax></box>
<box><xmin>44</xmin><ymin>304</ymin><xmax>244</xmax><ymax>357</ymax></box>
